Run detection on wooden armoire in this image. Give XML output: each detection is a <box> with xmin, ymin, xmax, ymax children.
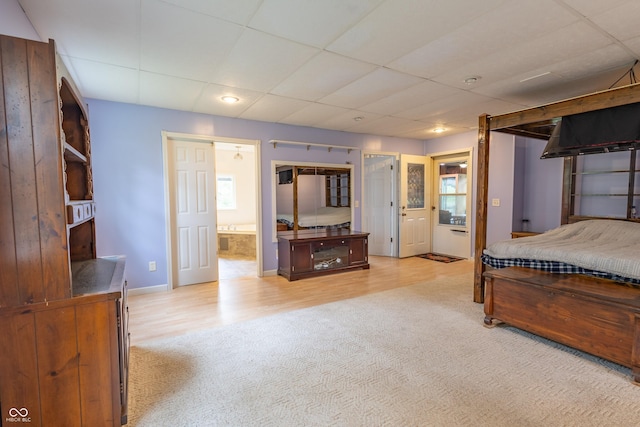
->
<box><xmin>0</xmin><ymin>35</ymin><xmax>129</xmax><ymax>426</ymax></box>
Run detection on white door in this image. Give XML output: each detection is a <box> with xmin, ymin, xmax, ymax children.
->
<box><xmin>363</xmin><ymin>154</ymin><xmax>395</xmax><ymax>256</ymax></box>
<box><xmin>399</xmin><ymin>154</ymin><xmax>431</xmax><ymax>258</ymax></box>
<box><xmin>167</xmin><ymin>138</ymin><xmax>218</xmax><ymax>286</ymax></box>
<box><xmin>431</xmin><ymin>153</ymin><xmax>472</xmax><ymax>258</ymax></box>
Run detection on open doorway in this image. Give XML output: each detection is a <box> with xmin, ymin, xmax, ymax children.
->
<box><xmin>431</xmin><ymin>150</ymin><xmax>472</xmax><ymax>259</ymax></box>
<box><xmin>163</xmin><ymin>132</ymin><xmax>262</xmax><ymax>289</ymax></box>
<box><xmin>214</xmin><ymin>141</ymin><xmax>259</xmax><ymax>280</ymax></box>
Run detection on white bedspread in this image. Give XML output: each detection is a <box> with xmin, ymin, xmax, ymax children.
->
<box><xmin>277</xmin><ymin>206</ymin><xmax>351</xmax><ymax>228</ymax></box>
<box><xmin>484</xmin><ymin>219</ymin><xmax>640</xmax><ymax>280</ymax></box>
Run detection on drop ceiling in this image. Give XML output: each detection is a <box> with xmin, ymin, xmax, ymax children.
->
<box><xmin>16</xmin><ymin>0</ymin><xmax>640</xmax><ymax>140</ymax></box>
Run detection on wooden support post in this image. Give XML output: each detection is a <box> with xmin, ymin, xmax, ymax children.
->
<box><xmin>474</xmin><ymin>114</ymin><xmax>491</xmax><ymax>303</ymax></box>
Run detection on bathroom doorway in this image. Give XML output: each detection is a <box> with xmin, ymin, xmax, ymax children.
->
<box><xmin>214</xmin><ymin>140</ymin><xmax>260</xmax><ymax>279</ymax></box>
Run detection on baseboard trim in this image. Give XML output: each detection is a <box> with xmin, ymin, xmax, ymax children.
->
<box><xmin>262</xmin><ymin>269</ymin><xmax>277</xmax><ymax>277</ymax></box>
<box><xmin>128</xmin><ymin>284</ymin><xmax>169</xmax><ymax>296</ymax></box>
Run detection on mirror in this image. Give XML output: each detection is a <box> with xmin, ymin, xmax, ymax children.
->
<box><xmin>274</xmin><ymin>162</ymin><xmax>354</xmax><ymax>233</ymax></box>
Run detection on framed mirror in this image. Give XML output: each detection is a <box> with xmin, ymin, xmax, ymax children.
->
<box><xmin>272</xmin><ymin>161</ymin><xmax>354</xmax><ymax>237</ymax></box>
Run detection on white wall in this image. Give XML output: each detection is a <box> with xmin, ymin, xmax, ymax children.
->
<box><xmin>0</xmin><ymin>1</ymin><xmax>40</xmax><ymax>40</ymax></box>
<box><xmin>215</xmin><ymin>147</ymin><xmax>256</xmax><ymax>226</ymax></box>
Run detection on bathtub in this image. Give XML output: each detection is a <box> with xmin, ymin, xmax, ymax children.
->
<box><xmin>217</xmin><ymin>224</ymin><xmax>256</xmax><ymax>258</ymax></box>
<box><xmin>217</xmin><ymin>223</ymin><xmax>256</xmax><ymax>234</ymax></box>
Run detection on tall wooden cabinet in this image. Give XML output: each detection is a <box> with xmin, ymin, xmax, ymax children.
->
<box><xmin>0</xmin><ymin>35</ymin><xmax>128</xmax><ymax>426</ymax></box>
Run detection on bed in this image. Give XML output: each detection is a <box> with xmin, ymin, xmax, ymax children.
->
<box><xmin>277</xmin><ymin>206</ymin><xmax>351</xmax><ymax>230</ymax></box>
<box><xmin>474</xmin><ymin>83</ymin><xmax>640</xmax><ymax>383</ymax></box>
<box><xmin>482</xmin><ymin>220</ymin><xmax>640</xmax><ymax>286</ymax></box>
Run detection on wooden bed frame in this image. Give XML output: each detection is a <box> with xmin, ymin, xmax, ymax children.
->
<box><xmin>474</xmin><ymin>83</ymin><xmax>640</xmax><ymax>383</ymax></box>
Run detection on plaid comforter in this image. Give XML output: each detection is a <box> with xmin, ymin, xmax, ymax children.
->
<box><xmin>480</xmin><ymin>254</ymin><xmax>640</xmax><ymax>286</ymax></box>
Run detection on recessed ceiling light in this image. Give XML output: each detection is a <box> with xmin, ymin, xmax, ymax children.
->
<box><xmin>433</xmin><ymin>127</ymin><xmax>446</xmax><ymax>133</ymax></box>
<box><xmin>463</xmin><ymin>76</ymin><xmax>481</xmax><ymax>85</ymax></box>
<box><xmin>221</xmin><ymin>96</ymin><xmax>239</xmax><ymax>104</ymax></box>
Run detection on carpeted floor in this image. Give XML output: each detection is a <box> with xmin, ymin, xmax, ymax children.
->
<box><xmin>128</xmin><ymin>272</ymin><xmax>639</xmax><ymax>426</ymax></box>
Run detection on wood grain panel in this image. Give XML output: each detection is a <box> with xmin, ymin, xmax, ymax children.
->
<box><xmin>1</xmin><ymin>36</ymin><xmax>44</xmax><ymax>305</ymax></box>
<box><xmin>489</xmin><ymin>83</ymin><xmax>640</xmax><ymax>130</ymax></box>
<box><xmin>0</xmin><ymin>38</ymin><xmax>20</xmax><ymax>308</ymax></box>
<box><xmin>0</xmin><ymin>312</ymin><xmax>42</xmax><ymax>426</ymax></box>
<box><xmin>28</xmin><ymin>38</ymin><xmax>70</xmax><ymax>302</ymax></box>
<box><xmin>473</xmin><ymin>114</ymin><xmax>490</xmax><ymax>303</ymax></box>
<box><xmin>35</xmin><ymin>307</ymin><xmax>81</xmax><ymax>427</ymax></box>
<box><xmin>76</xmin><ymin>300</ymin><xmax>117</xmax><ymax>426</ymax></box>
<box><xmin>129</xmin><ymin>256</ymin><xmax>475</xmax><ymax>344</ymax></box>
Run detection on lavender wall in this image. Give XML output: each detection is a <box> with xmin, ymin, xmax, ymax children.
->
<box><xmin>88</xmin><ymin>99</ymin><xmax>425</xmax><ymax>288</ymax></box>
<box><xmin>425</xmin><ymin>130</ymin><xmax>529</xmax><ymax>246</ymax></box>
<box><xmin>522</xmin><ymin>138</ymin><xmax>563</xmax><ymax>232</ymax></box>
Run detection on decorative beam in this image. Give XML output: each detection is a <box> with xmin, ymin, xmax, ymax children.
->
<box><xmin>474</xmin><ymin>114</ymin><xmax>491</xmax><ymax>303</ymax></box>
<box><xmin>490</xmin><ymin>83</ymin><xmax>640</xmax><ymax>130</ymax></box>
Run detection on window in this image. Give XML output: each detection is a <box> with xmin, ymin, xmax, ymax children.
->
<box><xmin>216</xmin><ymin>175</ymin><xmax>236</xmax><ymax>210</ymax></box>
<box><xmin>438</xmin><ymin>168</ymin><xmax>467</xmax><ymax>226</ymax></box>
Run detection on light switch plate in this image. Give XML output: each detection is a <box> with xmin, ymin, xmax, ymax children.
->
<box><xmin>491</xmin><ymin>198</ymin><xmax>500</xmax><ymax>207</ymax></box>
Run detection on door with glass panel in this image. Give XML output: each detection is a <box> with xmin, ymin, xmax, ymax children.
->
<box><xmin>399</xmin><ymin>154</ymin><xmax>431</xmax><ymax>258</ymax></box>
<box><xmin>431</xmin><ymin>153</ymin><xmax>471</xmax><ymax>258</ymax></box>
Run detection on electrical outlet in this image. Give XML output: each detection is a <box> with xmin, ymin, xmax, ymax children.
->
<box><xmin>491</xmin><ymin>198</ymin><xmax>500</xmax><ymax>207</ymax></box>
<box><xmin>149</xmin><ymin>261</ymin><xmax>157</xmax><ymax>272</ymax></box>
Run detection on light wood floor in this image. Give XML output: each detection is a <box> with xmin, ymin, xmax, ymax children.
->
<box><xmin>127</xmin><ymin>256</ymin><xmax>475</xmax><ymax>345</ymax></box>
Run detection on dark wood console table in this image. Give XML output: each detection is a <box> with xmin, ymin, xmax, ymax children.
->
<box><xmin>277</xmin><ymin>229</ymin><xmax>370</xmax><ymax>281</ymax></box>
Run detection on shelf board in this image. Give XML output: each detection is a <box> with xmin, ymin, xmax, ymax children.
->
<box><xmin>64</xmin><ymin>143</ymin><xmax>87</xmax><ymax>163</ymax></box>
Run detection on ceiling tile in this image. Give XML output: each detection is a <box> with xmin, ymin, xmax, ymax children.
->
<box><xmin>281</xmin><ymin>103</ymin><xmax>352</xmax><ymax>127</ymax></box>
<box><xmin>158</xmin><ymin>0</ymin><xmax>262</xmax><ymax>25</ymax></box>
<box><xmin>327</xmin><ymin>0</ymin><xmax>508</xmax><ymax>65</ymax></box>
<box><xmin>315</xmin><ymin>110</ymin><xmax>383</xmax><ymax>132</ymax></box>
<box><xmin>561</xmin><ymin>0</ymin><xmax>632</xmax><ymax>16</ymax></box>
<box><xmin>395</xmin><ymin>89</ymin><xmax>491</xmax><ymax>121</ymax></box>
<box><xmin>249</xmin><ymin>0</ymin><xmax>383</xmax><ymax>48</ymax></box>
<box><xmin>64</xmin><ymin>56</ymin><xmax>139</xmax><ymax>104</ymax></box>
<box><xmin>17</xmin><ymin>0</ymin><xmax>640</xmax><ymax>140</ymax></box>
<box><xmin>359</xmin><ymin>80</ymin><xmax>459</xmax><ymax>115</ymax></box>
<box><xmin>140</xmin><ymin>0</ymin><xmax>244</xmax><ymax>81</ymax></box>
<box><xmin>210</xmin><ymin>28</ymin><xmax>319</xmax><ymax>92</ymax></box>
<box><xmin>431</xmin><ymin>20</ymin><xmax>616</xmax><ymax>90</ymax></box>
<box><xmin>344</xmin><ymin>115</ymin><xmax>431</xmax><ymax>137</ymax></box>
<box><xmin>139</xmin><ymin>72</ymin><xmax>207</xmax><ymax>111</ymax></box>
<box><xmin>270</xmin><ymin>52</ymin><xmax>377</xmax><ymax>101</ymax></box>
<box><xmin>319</xmin><ymin>68</ymin><xmax>424</xmax><ymax>109</ymax></box>
<box><xmin>239</xmin><ymin>94</ymin><xmax>312</xmax><ymax>123</ymax></box>
<box><xmin>588</xmin><ymin>1</ymin><xmax>640</xmax><ymax>41</ymax></box>
<box><xmin>19</xmin><ymin>0</ymin><xmax>139</xmax><ymax>68</ymax></box>
<box><xmin>388</xmin><ymin>0</ymin><xmax>580</xmax><ymax>79</ymax></box>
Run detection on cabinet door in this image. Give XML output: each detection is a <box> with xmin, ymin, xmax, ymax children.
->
<box><xmin>312</xmin><ymin>240</ymin><xmax>349</xmax><ymax>271</ymax></box>
<box><xmin>349</xmin><ymin>237</ymin><xmax>368</xmax><ymax>265</ymax></box>
<box><xmin>291</xmin><ymin>243</ymin><xmax>313</xmax><ymax>273</ymax></box>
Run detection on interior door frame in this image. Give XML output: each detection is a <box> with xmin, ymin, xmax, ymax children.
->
<box><xmin>163</xmin><ymin>131</ymin><xmax>263</xmax><ymax>289</ymax></box>
<box><xmin>398</xmin><ymin>153</ymin><xmax>432</xmax><ymax>258</ymax></box>
<box><xmin>430</xmin><ymin>147</ymin><xmax>474</xmax><ymax>258</ymax></box>
<box><xmin>361</xmin><ymin>151</ymin><xmax>399</xmax><ymax>257</ymax></box>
